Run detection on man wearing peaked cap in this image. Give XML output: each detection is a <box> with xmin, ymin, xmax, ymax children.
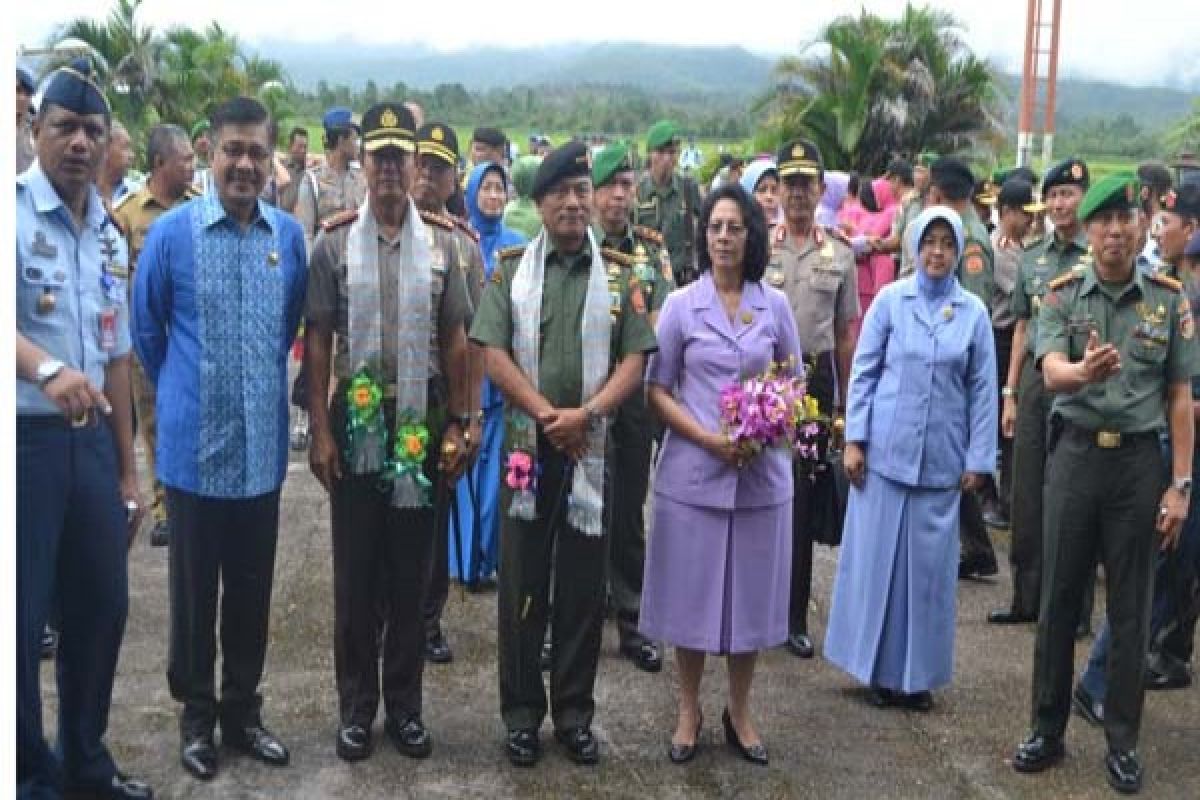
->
<box><xmin>305</xmin><ymin>101</ymin><xmax>474</xmax><ymax>763</ymax></box>
<box><xmin>470</xmin><ymin>137</ymin><xmax>657</xmax><ymax>767</ymax></box>
<box><xmin>17</xmin><ymin>56</ymin><xmax>156</xmax><ymax>800</ymax></box>
<box><xmin>767</xmin><ymin>136</ymin><xmax>859</xmax><ymax>659</ymax></box>
<box><xmin>589</xmin><ymin>140</ymin><xmax>672</xmax><ymax>675</ymax></box>
<box><xmin>636</xmin><ymin>120</ymin><xmax>702</xmax><ymax>286</ymax></box>
<box><xmin>1016</xmin><ymin>169</ymin><xmax>1198</xmax><ymax>794</ymax></box>
<box><xmin>413</xmin><ymin>119</ymin><xmax>487</xmax><ymax>667</ymax></box>
<box><xmin>993</xmin><ymin>156</ymin><xmax>1094</xmax><ymax>630</ymax></box>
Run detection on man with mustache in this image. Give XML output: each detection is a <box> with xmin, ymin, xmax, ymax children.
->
<box><xmin>132</xmin><ymin>96</ymin><xmax>308</xmax><ymax>783</ymax></box>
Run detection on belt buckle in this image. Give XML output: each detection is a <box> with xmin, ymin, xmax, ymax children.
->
<box><xmin>70</xmin><ymin>410</ymin><xmax>91</xmax><ymax>429</ymax></box>
<box><xmin>1096</xmin><ymin>430</ymin><xmax>1121</xmax><ymax>449</ymax></box>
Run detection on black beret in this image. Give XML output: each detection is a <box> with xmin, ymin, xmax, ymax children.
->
<box><xmin>1042</xmin><ymin>158</ymin><xmax>1089</xmax><ymax>194</ymax></box>
<box><xmin>929</xmin><ymin>156</ymin><xmax>975</xmax><ymax>195</ymax></box>
<box><xmin>1136</xmin><ymin>161</ymin><xmax>1173</xmax><ymax>194</ymax></box>
<box><xmin>531</xmin><ymin>141</ymin><xmax>591</xmax><ymax>202</ymax></box>
<box><xmin>417</xmin><ymin>122</ymin><xmax>460</xmax><ymax>165</ymax></box>
<box><xmin>1161</xmin><ymin>184</ymin><xmax>1200</xmax><ymax>220</ymax></box>
<box><xmin>472</xmin><ymin>126</ymin><xmax>507</xmax><ymax>148</ymax></box>
<box><xmin>41</xmin><ymin>58</ymin><xmax>109</xmax><ymax>117</ymax></box>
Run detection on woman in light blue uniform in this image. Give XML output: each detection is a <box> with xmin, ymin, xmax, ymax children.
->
<box><xmin>824</xmin><ymin>206</ymin><xmax>997</xmax><ymax>710</ymax></box>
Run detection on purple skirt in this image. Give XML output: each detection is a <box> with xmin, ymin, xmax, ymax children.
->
<box><xmin>639</xmin><ymin>495</ymin><xmax>792</xmax><ymax>654</ymax></box>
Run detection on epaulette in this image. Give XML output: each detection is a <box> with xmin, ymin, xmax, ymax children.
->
<box><xmin>1147</xmin><ymin>271</ymin><xmax>1183</xmax><ymax>293</ymax></box>
<box><xmin>112</xmin><ymin>190</ymin><xmax>137</xmax><ymax>212</ymax></box>
<box><xmin>1047</xmin><ymin>267</ymin><xmax>1085</xmax><ymax>291</ymax></box>
<box><xmin>320</xmin><ymin>208</ymin><xmax>358</xmax><ymax>232</ymax></box>
<box><xmin>601</xmin><ymin>247</ymin><xmax>634</xmax><ymax>268</ymax></box>
<box><xmin>452</xmin><ymin>216</ymin><xmax>480</xmax><ymax>243</ymax></box>
<box><xmin>183</xmin><ymin>185</ymin><xmax>201</xmax><ymax>199</ymax></box>
<box><xmin>419</xmin><ymin>209</ymin><xmax>455</xmax><ymax>232</ymax></box>
<box><xmin>633</xmin><ymin>225</ymin><xmax>663</xmax><ymax>246</ymax></box>
<box><xmin>496</xmin><ymin>245</ymin><xmax>526</xmax><ymax>261</ymax></box>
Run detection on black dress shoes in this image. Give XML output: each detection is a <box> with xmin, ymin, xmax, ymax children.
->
<box><xmin>721</xmin><ymin>708</ymin><xmax>767</xmax><ymax>766</ymax></box>
<box><xmin>1072</xmin><ymin>683</ymin><xmax>1105</xmax><ymax>726</ymax></box>
<box><xmin>64</xmin><ymin>772</ymin><xmax>155</xmax><ymax>800</ymax></box>
<box><xmin>958</xmin><ymin>553</ymin><xmax>999</xmax><ymax>579</ymax></box>
<box><xmin>385</xmin><ymin>716</ymin><xmax>433</xmax><ymax>759</ymax></box>
<box><xmin>555</xmin><ymin>726</ymin><xmax>599</xmax><ymax>765</ymax></box>
<box><xmin>987</xmin><ymin>608</ymin><xmax>1035</xmax><ymax>625</ymax></box>
<box><xmin>180</xmin><ymin>734</ymin><xmax>218</xmax><ymax>781</ymax></box>
<box><xmin>669</xmin><ymin>713</ymin><xmax>703</xmax><ymax>764</ymax></box>
<box><xmin>902</xmin><ymin>691</ymin><xmax>934</xmax><ymax>712</ymax></box>
<box><xmin>620</xmin><ymin>640</ymin><xmax>663</xmax><ymax>673</ymax></box>
<box><xmin>424</xmin><ymin>630</ymin><xmax>453</xmax><ymax>664</ymax></box>
<box><xmin>1012</xmin><ymin>733</ymin><xmax>1065</xmax><ymax>773</ymax></box>
<box><xmin>336</xmin><ymin>723</ymin><xmax>372</xmax><ymax>762</ymax></box>
<box><xmin>506</xmin><ymin>728</ymin><xmax>541</xmax><ymax>767</ymax></box>
<box><xmin>866</xmin><ymin>686</ymin><xmax>899</xmax><ymax>708</ymax></box>
<box><xmin>787</xmin><ymin>632</ymin><xmax>815</xmax><ymax>658</ymax></box>
<box><xmin>1144</xmin><ymin>652</ymin><xmax>1193</xmax><ymax>690</ymax></box>
<box><xmin>148</xmin><ymin>519</ymin><xmax>169</xmax><ymax>547</ymax></box>
<box><xmin>1105</xmin><ymin>749</ymin><xmax>1143</xmax><ymax>794</ymax></box>
<box><xmin>222</xmin><ymin>721</ymin><xmax>290</xmax><ymax>766</ymax></box>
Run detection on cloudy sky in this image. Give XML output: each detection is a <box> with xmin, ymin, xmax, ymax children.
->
<box><xmin>13</xmin><ymin>0</ymin><xmax>1200</xmax><ymax>89</ymax></box>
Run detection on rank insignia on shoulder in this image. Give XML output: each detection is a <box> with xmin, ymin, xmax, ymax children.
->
<box><xmin>320</xmin><ymin>209</ymin><xmax>358</xmax><ymax>232</ymax></box>
<box><xmin>633</xmin><ymin>225</ymin><xmax>663</xmax><ymax>245</ymax></box>
<box><xmin>1148</xmin><ymin>272</ymin><xmax>1183</xmax><ymax>293</ymax></box>
<box><xmin>1047</xmin><ymin>270</ymin><xmax>1083</xmax><ymax>291</ymax></box>
<box><xmin>452</xmin><ymin>216</ymin><xmax>479</xmax><ymax>242</ymax></box>
<box><xmin>490</xmin><ymin>270</ymin><xmax>503</xmax><ymax>284</ymax></box>
<box><xmin>419</xmin><ymin>209</ymin><xmax>455</xmax><ymax>232</ymax></box>
<box><xmin>497</xmin><ymin>245</ymin><xmax>526</xmax><ymax>261</ymax></box>
<box><xmin>602</xmin><ymin>247</ymin><xmax>633</xmax><ymax>268</ymax></box>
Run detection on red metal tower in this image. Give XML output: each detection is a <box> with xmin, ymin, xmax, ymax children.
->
<box><xmin>1017</xmin><ymin>0</ymin><xmax>1063</xmax><ymax>168</ymax></box>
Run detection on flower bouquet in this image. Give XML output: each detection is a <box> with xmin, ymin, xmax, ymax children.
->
<box><xmin>718</xmin><ymin>360</ymin><xmax>808</xmax><ymax>463</ymax></box>
<box><xmin>792</xmin><ymin>393</ymin><xmax>833</xmax><ymax>477</ymax></box>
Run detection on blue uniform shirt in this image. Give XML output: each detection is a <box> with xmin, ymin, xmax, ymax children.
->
<box><xmin>17</xmin><ymin>164</ymin><xmax>132</xmax><ymax>416</ymax></box>
<box><xmin>132</xmin><ymin>192</ymin><xmax>307</xmax><ymax>499</ymax></box>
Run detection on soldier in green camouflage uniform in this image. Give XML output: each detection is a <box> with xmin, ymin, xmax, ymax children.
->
<box><xmin>635</xmin><ymin>120</ymin><xmax>701</xmax><ymax>286</ymax></box>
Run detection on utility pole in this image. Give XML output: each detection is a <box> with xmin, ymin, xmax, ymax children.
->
<box><xmin>1017</xmin><ymin>0</ymin><xmax>1063</xmax><ymax>168</ymax></box>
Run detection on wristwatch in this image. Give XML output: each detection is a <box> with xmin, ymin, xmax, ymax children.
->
<box><xmin>584</xmin><ymin>403</ymin><xmax>604</xmax><ymax>432</ymax></box>
<box><xmin>1172</xmin><ymin>477</ymin><xmax>1192</xmax><ymax>494</ymax></box>
<box><xmin>1001</xmin><ymin>387</ymin><xmax>1017</xmax><ymax>398</ymax></box>
<box><xmin>36</xmin><ymin>358</ymin><xmax>65</xmax><ymax>388</ymax></box>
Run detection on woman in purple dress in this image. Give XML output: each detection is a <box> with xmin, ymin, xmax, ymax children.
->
<box><xmin>641</xmin><ymin>184</ymin><xmax>802</xmax><ymax>766</ymax></box>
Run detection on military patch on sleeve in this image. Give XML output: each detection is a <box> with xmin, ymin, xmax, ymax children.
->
<box><xmin>1179</xmin><ymin>295</ymin><xmax>1194</xmax><ymax>339</ymax></box>
<box><xmin>496</xmin><ymin>245</ymin><xmax>526</xmax><ymax>261</ymax></box>
<box><xmin>963</xmin><ymin>241</ymin><xmax>985</xmax><ymax>274</ymax></box>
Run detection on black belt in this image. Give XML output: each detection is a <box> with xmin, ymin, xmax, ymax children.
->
<box><xmin>1062</xmin><ymin>421</ymin><xmax>1158</xmax><ymax>450</ymax></box>
<box><xmin>18</xmin><ymin>409</ymin><xmax>103</xmax><ymax>430</ymax></box>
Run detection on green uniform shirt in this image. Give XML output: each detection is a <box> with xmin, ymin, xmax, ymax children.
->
<box><xmin>1037</xmin><ymin>265</ymin><xmax>1198</xmax><ymax>432</ymax></box>
<box><xmin>593</xmin><ymin>223</ymin><xmax>675</xmax><ymax>312</ymax></box>
<box><xmin>634</xmin><ymin>172</ymin><xmax>701</xmax><ymax>278</ymax></box>
<box><xmin>894</xmin><ymin>192</ymin><xmax>926</xmax><ymax>277</ymax></box>
<box><xmin>469</xmin><ymin>239</ymin><xmax>658</xmax><ymax>409</ymax></box>
<box><xmin>1010</xmin><ymin>229</ymin><xmax>1090</xmax><ymax>355</ymax></box>
<box><xmin>957</xmin><ymin>207</ymin><xmax>995</xmax><ymax>307</ymax></box>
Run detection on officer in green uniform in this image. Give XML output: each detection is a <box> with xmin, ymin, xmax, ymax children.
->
<box><xmin>590</xmin><ymin>141</ymin><xmax>672</xmax><ymax>674</ymax></box>
<box><xmin>470</xmin><ymin>141</ymin><xmax>657</xmax><ymax>767</ymax></box>
<box><xmin>635</xmin><ymin>120</ymin><xmax>701</xmax><ymax>286</ymax></box>
<box><xmin>882</xmin><ymin>151</ymin><xmax>937</xmax><ymax>276</ymax></box>
<box><xmin>925</xmin><ymin>157</ymin><xmax>999</xmax><ymax>578</ymax></box>
<box><xmin>1013</xmin><ymin>173</ymin><xmax>1197</xmax><ymax>795</ymax></box>
<box><xmin>992</xmin><ymin>158</ymin><xmax>1092</xmax><ymax>625</ymax></box>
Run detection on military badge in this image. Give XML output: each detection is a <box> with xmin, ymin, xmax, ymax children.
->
<box><xmin>31</xmin><ymin>231</ymin><xmax>58</xmax><ymax>259</ymax></box>
<box><xmin>941</xmin><ymin>305</ymin><xmax>954</xmax><ymax>321</ymax></box>
<box><xmin>741</xmin><ymin>311</ymin><xmax>754</xmax><ymax>324</ymax></box>
<box><xmin>37</xmin><ymin>290</ymin><xmax>56</xmax><ymax>315</ymax></box>
<box><xmin>1071</xmin><ymin>163</ymin><xmax>1084</xmax><ymax>180</ymax></box>
<box><xmin>431</xmin><ymin>126</ymin><xmax>444</xmax><ymax>141</ymax></box>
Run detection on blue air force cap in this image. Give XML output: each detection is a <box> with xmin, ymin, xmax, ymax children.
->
<box><xmin>322</xmin><ymin>106</ymin><xmax>356</xmax><ymax>132</ymax></box>
<box><xmin>41</xmin><ymin>59</ymin><xmax>109</xmax><ymax>117</ymax></box>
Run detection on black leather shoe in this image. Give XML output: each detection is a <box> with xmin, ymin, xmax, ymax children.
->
<box><xmin>959</xmin><ymin>553</ymin><xmax>999</xmax><ymax>580</ymax></box>
<box><xmin>866</xmin><ymin>686</ymin><xmax>899</xmax><ymax>708</ymax></box>
<box><xmin>988</xmin><ymin>608</ymin><xmax>1036</xmax><ymax>625</ymax></box>
<box><xmin>1075</xmin><ymin>622</ymin><xmax>1092</xmax><ymax>640</ymax></box>
<box><xmin>336</xmin><ymin>723</ymin><xmax>372</xmax><ymax>762</ymax></box>
<box><xmin>222</xmin><ymin>721</ymin><xmax>289</xmax><ymax>766</ymax></box>
<box><xmin>555</xmin><ymin>726</ymin><xmax>599</xmax><ymax>765</ymax></box>
<box><xmin>40</xmin><ymin>626</ymin><xmax>58</xmax><ymax>660</ymax></box>
<box><xmin>721</xmin><ymin>708</ymin><xmax>767</xmax><ymax>766</ymax></box>
<box><xmin>1144</xmin><ymin>652</ymin><xmax>1193</xmax><ymax>690</ymax></box>
<box><xmin>425</xmin><ymin>631</ymin><xmax>453</xmax><ymax>664</ymax></box>
<box><xmin>385</xmin><ymin>716</ymin><xmax>433</xmax><ymax>759</ymax></box>
<box><xmin>180</xmin><ymin>734</ymin><xmax>218</xmax><ymax>781</ymax></box>
<box><xmin>902</xmin><ymin>691</ymin><xmax>934</xmax><ymax>712</ymax></box>
<box><xmin>1072</xmin><ymin>683</ymin><xmax>1104</xmax><ymax>727</ymax></box>
<box><xmin>1105</xmin><ymin>749</ymin><xmax>1143</xmax><ymax>794</ymax></box>
<box><xmin>506</xmin><ymin>728</ymin><xmax>541</xmax><ymax>767</ymax></box>
<box><xmin>540</xmin><ymin>639</ymin><xmax>553</xmax><ymax>672</ymax></box>
<box><xmin>787</xmin><ymin>632</ymin><xmax>815</xmax><ymax>658</ymax></box>
<box><xmin>621</xmin><ymin>640</ymin><xmax>663</xmax><ymax>673</ymax></box>
<box><xmin>1012</xmin><ymin>733</ymin><xmax>1065</xmax><ymax>773</ymax></box>
<box><xmin>669</xmin><ymin>712</ymin><xmax>703</xmax><ymax>764</ymax></box>
<box><xmin>983</xmin><ymin>509</ymin><xmax>1010</xmax><ymax>529</ymax></box>
<box><xmin>64</xmin><ymin>772</ymin><xmax>155</xmax><ymax>800</ymax></box>
<box><xmin>148</xmin><ymin>519</ymin><xmax>169</xmax><ymax>547</ymax></box>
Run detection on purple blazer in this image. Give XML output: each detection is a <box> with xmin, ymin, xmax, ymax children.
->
<box><xmin>647</xmin><ymin>272</ymin><xmax>803</xmax><ymax>511</ymax></box>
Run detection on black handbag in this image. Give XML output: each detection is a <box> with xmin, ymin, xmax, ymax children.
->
<box><xmin>804</xmin><ymin>448</ymin><xmax>850</xmax><ymax>547</ymax></box>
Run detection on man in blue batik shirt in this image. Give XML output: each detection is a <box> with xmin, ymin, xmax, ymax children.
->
<box><xmin>132</xmin><ymin>96</ymin><xmax>307</xmax><ymax>783</ymax></box>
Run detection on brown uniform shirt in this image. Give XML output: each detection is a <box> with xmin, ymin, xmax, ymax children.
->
<box><xmin>766</xmin><ymin>225</ymin><xmax>859</xmax><ymax>354</ymax></box>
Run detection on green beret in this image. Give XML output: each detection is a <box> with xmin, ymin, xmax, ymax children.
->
<box><xmin>191</xmin><ymin>119</ymin><xmax>210</xmax><ymax>140</ymax></box>
<box><xmin>592</xmin><ymin>142</ymin><xmax>632</xmax><ymax>188</ymax></box>
<box><xmin>918</xmin><ymin>151</ymin><xmax>939</xmax><ymax>168</ymax></box>
<box><xmin>1077</xmin><ymin>172</ymin><xmax>1139</xmax><ymax>222</ymax></box>
<box><xmin>646</xmin><ymin>120</ymin><xmax>679</xmax><ymax>152</ymax></box>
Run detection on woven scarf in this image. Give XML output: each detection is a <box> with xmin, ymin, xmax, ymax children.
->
<box><xmin>509</xmin><ymin>229</ymin><xmax>611</xmax><ymax>536</ymax></box>
<box><xmin>346</xmin><ymin>197</ymin><xmax>433</xmax><ymax>507</ymax></box>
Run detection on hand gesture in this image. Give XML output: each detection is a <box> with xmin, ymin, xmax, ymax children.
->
<box><xmin>843</xmin><ymin>442</ymin><xmax>867</xmax><ymax>488</ymax></box>
<box><xmin>1078</xmin><ymin>330</ymin><xmax>1121</xmax><ymax>384</ymax></box>
<box><xmin>42</xmin><ymin>366</ymin><xmax>111</xmax><ymax>421</ymax></box>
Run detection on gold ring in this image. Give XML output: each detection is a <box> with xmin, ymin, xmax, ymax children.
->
<box><xmin>442</xmin><ymin>441</ymin><xmax>459</xmax><ymax>456</ymax></box>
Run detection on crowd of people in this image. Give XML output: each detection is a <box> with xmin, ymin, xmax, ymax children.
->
<box><xmin>15</xmin><ymin>57</ymin><xmax>1200</xmax><ymax>799</ymax></box>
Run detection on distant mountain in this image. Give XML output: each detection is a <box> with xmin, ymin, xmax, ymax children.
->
<box><xmin>256</xmin><ymin>40</ymin><xmax>1197</xmax><ymax>127</ymax></box>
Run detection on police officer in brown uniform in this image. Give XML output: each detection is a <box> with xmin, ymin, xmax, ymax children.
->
<box><xmin>766</xmin><ymin>138</ymin><xmax>860</xmax><ymax>658</ymax></box>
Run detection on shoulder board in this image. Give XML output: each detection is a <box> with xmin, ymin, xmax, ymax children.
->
<box><xmin>112</xmin><ymin>190</ymin><xmax>137</xmax><ymax>212</ymax></box>
<box><xmin>183</xmin><ymin>186</ymin><xmax>201</xmax><ymax>199</ymax></box>
<box><xmin>496</xmin><ymin>245</ymin><xmax>527</xmax><ymax>261</ymax></box>
<box><xmin>1147</xmin><ymin>272</ymin><xmax>1183</xmax><ymax>293</ymax></box>
<box><xmin>419</xmin><ymin>209</ymin><xmax>455</xmax><ymax>232</ymax></box>
<box><xmin>320</xmin><ymin>208</ymin><xmax>358</xmax><ymax>232</ymax></box>
<box><xmin>452</xmin><ymin>216</ymin><xmax>480</xmax><ymax>243</ymax></box>
<box><xmin>601</xmin><ymin>247</ymin><xmax>634</xmax><ymax>267</ymax></box>
<box><xmin>1047</xmin><ymin>269</ymin><xmax>1084</xmax><ymax>291</ymax></box>
<box><xmin>633</xmin><ymin>225</ymin><xmax>663</xmax><ymax>245</ymax></box>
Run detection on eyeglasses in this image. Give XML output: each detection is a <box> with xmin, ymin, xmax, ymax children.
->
<box><xmin>219</xmin><ymin>142</ymin><xmax>271</xmax><ymax>162</ymax></box>
<box><xmin>706</xmin><ymin>220</ymin><xmax>746</xmax><ymax>237</ymax></box>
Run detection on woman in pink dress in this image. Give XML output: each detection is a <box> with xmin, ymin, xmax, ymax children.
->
<box><xmin>839</xmin><ymin>178</ymin><xmax>899</xmax><ymax>335</ymax></box>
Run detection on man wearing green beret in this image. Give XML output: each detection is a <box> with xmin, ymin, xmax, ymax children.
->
<box><xmin>590</xmin><ymin>141</ymin><xmax>673</xmax><ymax>674</ymax></box>
<box><xmin>470</xmin><ymin>141</ymin><xmax>657</xmax><ymax>767</ymax></box>
<box><xmin>1014</xmin><ymin>173</ymin><xmax>1198</xmax><ymax>795</ymax></box>
<box><xmin>504</xmin><ymin>154</ymin><xmax>544</xmax><ymax>241</ymax></box>
<box><xmin>635</xmin><ymin>120</ymin><xmax>702</xmax><ymax>287</ymax></box>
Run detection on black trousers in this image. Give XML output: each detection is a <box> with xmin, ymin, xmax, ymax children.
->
<box><xmin>166</xmin><ymin>488</ymin><xmax>280</xmax><ymax>737</ymax></box>
<box><xmin>1032</xmin><ymin>429</ymin><xmax>1162</xmax><ymax>751</ymax></box>
<box><xmin>992</xmin><ymin>325</ymin><xmax>1014</xmax><ymax>512</ymax></box>
<box><xmin>789</xmin><ymin>352</ymin><xmax>835</xmax><ymax>635</ymax></box>
<box><xmin>606</xmin><ymin>386</ymin><xmax>655</xmax><ymax>646</ymax></box>
<box><xmin>422</xmin><ymin>492</ymin><xmax>451</xmax><ymax>640</ymax></box>
<box><xmin>959</xmin><ymin>490</ymin><xmax>996</xmax><ymax>565</ymax></box>
<box><xmin>332</xmin><ymin>474</ymin><xmax>436</xmax><ymax>727</ymax></box>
